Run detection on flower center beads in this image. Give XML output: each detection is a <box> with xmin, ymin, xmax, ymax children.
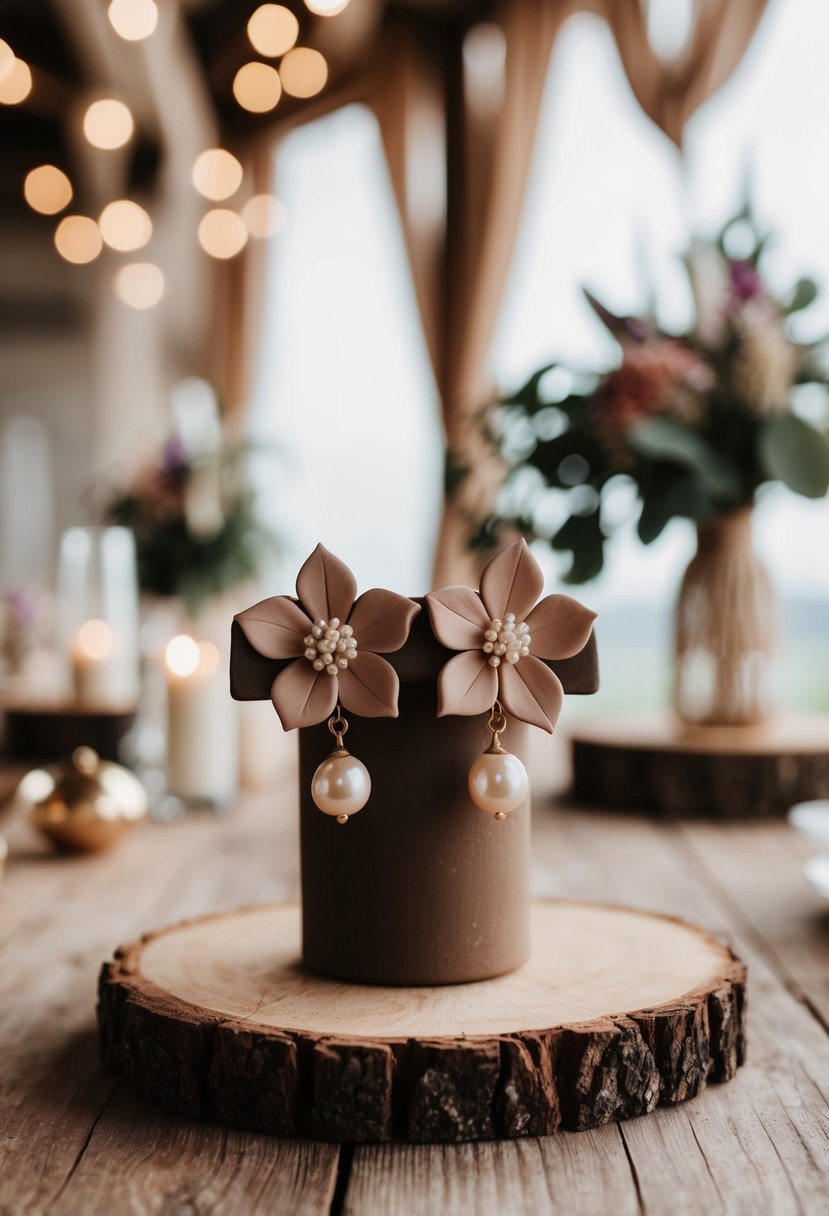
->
<box><xmin>303</xmin><ymin>618</ymin><xmax>358</xmax><ymax>675</ymax></box>
<box><xmin>482</xmin><ymin>612</ymin><xmax>531</xmax><ymax>668</ymax></box>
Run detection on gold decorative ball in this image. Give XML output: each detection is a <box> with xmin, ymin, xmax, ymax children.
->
<box><xmin>19</xmin><ymin>747</ymin><xmax>148</xmax><ymax>854</ymax></box>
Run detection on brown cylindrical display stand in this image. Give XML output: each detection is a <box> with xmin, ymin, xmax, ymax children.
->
<box><xmin>230</xmin><ymin>603</ymin><xmax>598</xmax><ymax>986</ymax></box>
<box><xmin>299</xmin><ymin>683</ymin><xmax>531</xmax><ymax>985</ymax></box>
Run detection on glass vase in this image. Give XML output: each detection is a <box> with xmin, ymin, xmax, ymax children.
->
<box><xmin>57</xmin><ymin>526</ymin><xmax>140</xmax><ymax>711</ymax></box>
<box><xmin>673</xmin><ymin>509</ymin><xmax>778</xmax><ymax>727</ymax></box>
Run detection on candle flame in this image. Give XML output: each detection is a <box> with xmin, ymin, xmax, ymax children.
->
<box><xmin>77</xmin><ymin>619</ymin><xmax>114</xmax><ymax>660</ymax></box>
<box><xmin>166</xmin><ymin>634</ymin><xmax>201</xmax><ymax>677</ymax></box>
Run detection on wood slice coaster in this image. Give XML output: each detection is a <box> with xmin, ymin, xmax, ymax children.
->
<box><xmin>570</xmin><ymin>709</ymin><xmax>829</xmax><ymax>818</ymax></box>
<box><xmin>98</xmin><ymin>901</ymin><xmax>746</xmax><ymax>1144</ymax></box>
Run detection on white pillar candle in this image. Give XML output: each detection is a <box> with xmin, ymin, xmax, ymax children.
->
<box><xmin>165</xmin><ymin>634</ymin><xmax>238</xmax><ymax>807</ymax></box>
<box><xmin>70</xmin><ymin>618</ymin><xmax>132</xmax><ymax>710</ymax></box>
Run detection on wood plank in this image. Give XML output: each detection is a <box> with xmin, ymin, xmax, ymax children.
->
<box><xmin>345</xmin><ymin>1130</ymin><xmax>641</xmax><ymax>1216</ymax></box>
<box><xmin>677</xmin><ymin>818</ymin><xmax>829</xmax><ymax>1030</ymax></box>
<box><xmin>0</xmin><ymin>794</ymin><xmax>304</xmax><ymax>1216</ymax></box>
<box><xmin>46</xmin><ymin>1089</ymin><xmax>338</xmax><ymax>1216</ymax></box>
<box><xmin>533</xmin><ymin>807</ymin><xmax>829</xmax><ymax>1216</ymax></box>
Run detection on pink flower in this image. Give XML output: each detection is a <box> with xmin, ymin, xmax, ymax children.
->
<box><xmin>235</xmin><ymin>544</ymin><xmax>420</xmax><ymax>730</ymax></box>
<box><xmin>425</xmin><ymin>539</ymin><xmax>596</xmax><ymax>733</ymax></box>
<box><xmin>594</xmin><ymin>341</ymin><xmax>711</xmax><ymax>434</ymax></box>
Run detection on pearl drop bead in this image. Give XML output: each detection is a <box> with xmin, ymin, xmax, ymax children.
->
<box><xmin>505</xmin><ymin>612</ymin><xmax>515</xmax><ymax>623</ymax></box>
<box><xmin>494</xmin><ymin>643</ymin><xmax>506</xmax><ymax>656</ymax></box>
<box><xmin>304</xmin><ymin>634</ymin><xmax>315</xmax><ymax>647</ymax></box>
<box><xmin>468</xmin><ymin>750</ymin><xmax>529</xmax><ymax>817</ymax></box>
<box><xmin>329</xmin><ymin>618</ymin><xmax>340</xmax><ymax>628</ymax></box>
<box><xmin>507</xmin><ymin>652</ymin><xmax>519</xmax><ymax>663</ymax></box>
<box><xmin>336</xmin><ymin>657</ymin><xmax>348</xmax><ymax>669</ymax></box>
<box><xmin>304</xmin><ymin>648</ymin><xmax>317</xmax><ymax>660</ymax></box>
<box><xmin>341</xmin><ymin>625</ymin><xmax>353</xmax><ymax>638</ymax></box>
<box><xmin>312</xmin><ymin>753</ymin><xmax>371</xmax><ymax>817</ymax></box>
<box><xmin>314</xmin><ymin>619</ymin><xmax>326</xmax><ymax>629</ymax></box>
<box><xmin>325</xmin><ymin>628</ymin><xmax>339</xmax><ymax>640</ymax></box>
<box><xmin>484</xmin><ymin>630</ymin><xmax>498</xmax><ymax>642</ymax></box>
<box><xmin>312</xmin><ymin>659</ymin><xmax>325</xmax><ymax>671</ymax></box>
<box><xmin>325</xmin><ymin>663</ymin><xmax>337</xmax><ymax>675</ymax></box>
<box><xmin>483</xmin><ymin>641</ymin><xmax>494</xmax><ymax>654</ymax></box>
<box><xmin>488</xmin><ymin>655</ymin><xmax>500</xmax><ymax>667</ymax></box>
<box><xmin>312</xmin><ymin>626</ymin><xmax>323</xmax><ymax>639</ymax></box>
<box><xmin>336</xmin><ymin>639</ymin><xmax>347</xmax><ymax>652</ymax></box>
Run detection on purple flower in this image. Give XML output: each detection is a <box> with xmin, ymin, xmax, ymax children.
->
<box><xmin>729</xmin><ymin>260</ymin><xmax>764</xmax><ymax>302</ymax></box>
<box><xmin>162</xmin><ymin>436</ymin><xmax>188</xmax><ymax>475</ymax></box>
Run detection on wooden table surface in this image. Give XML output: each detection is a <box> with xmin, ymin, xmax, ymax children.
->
<box><xmin>3</xmin><ymin>750</ymin><xmax>829</xmax><ymax>1216</ymax></box>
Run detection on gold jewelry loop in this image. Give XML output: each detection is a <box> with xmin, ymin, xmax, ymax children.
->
<box><xmin>328</xmin><ymin>706</ymin><xmax>349</xmax><ymax>746</ymax></box>
<box><xmin>487</xmin><ymin>700</ymin><xmax>507</xmax><ymax>737</ymax></box>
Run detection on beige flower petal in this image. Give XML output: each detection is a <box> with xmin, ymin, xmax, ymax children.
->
<box><xmin>296</xmin><ymin>543</ymin><xmax>357</xmax><ymax>624</ymax></box>
<box><xmin>526</xmin><ymin>594</ymin><xmax>598</xmax><ymax>660</ymax></box>
<box><xmin>271</xmin><ymin>658</ymin><xmax>338</xmax><ymax>730</ymax></box>
<box><xmin>337</xmin><ymin>652</ymin><xmax>400</xmax><ymax>718</ymax></box>
<box><xmin>479</xmin><ymin>538</ymin><xmax>544</xmax><ymax>622</ymax></box>
<box><xmin>437</xmin><ymin>650</ymin><xmax>499</xmax><ymax>717</ymax></box>
<box><xmin>498</xmin><ymin>656</ymin><xmax>564</xmax><ymax>734</ymax></box>
<box><xmin>347</xmin><ymin>589</ymin><xmax>420</xmax><ymax>654</ymax></box>
<box><xmin>425</xmin><ymin>587</ymin><xmax>490</xmax><ymax>651</ymax></box>
<box><xmin>235</xmin><ymin>596</ymin><xmax>312</xmax><ymax>660</ymax></box>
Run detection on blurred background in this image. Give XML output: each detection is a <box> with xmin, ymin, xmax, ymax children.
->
<box><xmin>1</xmin><ymin>0</ymin><xmax>828</xmax><ymax>793</ymax></box>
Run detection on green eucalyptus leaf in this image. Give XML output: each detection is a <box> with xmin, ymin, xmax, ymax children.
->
<box><xmin>629</xmin><ymin>417</ymin><xmax>740</xmax><ymax>499</ymax></box>
<box><xmin>505</xmin><ymin>362</ymin><xmax>558</xmax><ymax>412</ymax></box>
<box><xmin>636</xmin><ymin>472</ymin><xmax>710</xmax><ymax>544</ymax></box>
<box><xmin>758</xmin><ymin>414</ymin><xmax>829</xmax><ymax>498</ymax></box>
<box><xmin>785</xmin><ymin>278</ymin><xmax>818</xmax><ymax>315</ymax></box>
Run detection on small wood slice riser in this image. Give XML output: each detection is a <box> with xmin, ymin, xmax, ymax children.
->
<box><xmin>98</xmin><ymin>902</ymin><xmax>746</xmax><ymax>1144</ymax></box>
<box><xmin>571</xmin><ymin>711</ymin><xmax>829</xmax><ymax>818</ymax></box>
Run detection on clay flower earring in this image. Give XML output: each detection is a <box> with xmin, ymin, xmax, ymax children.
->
<box><xmin>235</xmin><ymin>544</ymin><xmax>420</xmax><ymax>823</ymax></box>
<box><xmin>426</xmin><ymin>538</ymin><xmax>596</xmax><ymax>820</ymax></box>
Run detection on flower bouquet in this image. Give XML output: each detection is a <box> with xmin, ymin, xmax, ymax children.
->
<box><xmin>478</xmin><ymin>203</ymin><xmax>829</xmax><ymax>725</ymax></box>
<box><xmin>100</xmin><ymin>431</ymin><xmax>274</xmax><ymax>619</ymax></box>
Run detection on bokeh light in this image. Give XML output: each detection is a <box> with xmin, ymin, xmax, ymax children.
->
<box><xmin>54</xmin><ymin>216</ymin><xmax>103</xmax><ymax>264</ymax></box>
<box><xmin>242</xmin><ymin>193</ymin><xmax>286</xmax><ymax>238</ymax></box>
<box><xmin>191</xmin><ymin>148</ymin><xmax>243</xmax><ymax>201</ymax></box>
<box><xmin>0</xmin><ymin>58</ymin><xmax>32</xmax><ymax>105</ymax></box>
<box><xmin>165</xmin><ymin>635</ymin><xmax>200</xmax><ymax>677</ymax></box>
<box><xmin>198</xmin><ymin>209</ymin><xmax>248</xmax><ymax>259</ymax></box>
<box><xmin>23</xmin><ymin>165</ymin><xmax>73</xmax><ymax>215</ymax></box>
<box><xmin>232</xmin><ymin>62</ymin><xmax>282</xmax><ymax>113</ymax></box>
<box><xmin>83</xmin><ymin>99</ymin><xmax>134</xmax><ymax>149</ymax></box>
<box><xmin>0</xmin><ymin>40</ymin><xmax>14</xmax><ymax>83</ymax></box>
<box><xmin>305</xmin><ymin>0</ymin><xmax>351</xmax><ymax>15</ymax></box>
<box><xmin>279</xmin><ymin>47</ymin><xmax>327</xmax><ymax>98</ymax></box>
<box><xmin>114</xmin><ymin>262</ymin><xmax>165</xmax><ymax>309</ymax></box>
<box><xmin>107</xmin><ymin>0</ymin><xmax>158</xmax><ymax>41</ymax></box>
<box><xmin>247</xmin><ymin>5</ymin><xmax>299</xmax><ymax>57</ymax></box>
<box><xmin>99</xmin><ymin>199</ymin><xmax>152</xmax><ymax>251</ymax></box>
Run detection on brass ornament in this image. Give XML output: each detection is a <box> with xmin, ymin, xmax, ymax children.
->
<box><xmin>20</xmin><ymin>746</ymin><xmax>148</xmax><ymax>853</ymax></box>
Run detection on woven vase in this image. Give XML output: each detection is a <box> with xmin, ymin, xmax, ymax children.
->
<box><xmin>673</xmin><ymin>508</ymin><xmax>778</xmax><ymax>727</ymax></box>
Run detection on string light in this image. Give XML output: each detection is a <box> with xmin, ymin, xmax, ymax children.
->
<box><xmin>23</xmin><ymin>165</ymin><xmax>73</xmax><ymax>215</ymax></box>
<box><xmin>0</xmin><ymin>40</ymin><xmax>14</xmax><ymax>83</ymax></box>
<box><xmin>191</xmin><ymin>149</ymin><xmax>243</xmax><ymax>201</ymax></box>
<box><xmin>279</xmin><ymin>47</ymin><xmax>327</xmax><ymax>98</ymax></box>
<box><xmin>107</xmin><ymin>0</ymin><xmax>158</xmax><ymax>41</ymax></box>
<box><xmin>232</xmin><ymin>62</ymin><xmax>282</xmax><ymax>113</ymax></box>
<box><xmin>0</xmin><ymin>57</ymin><xmax>32</xmax><ymax>105</ymax></box>
<box><xmin>83</xmin><ymin>99</ymin><xmax>133</xmax><ymax>149</ymax></box>
<box><xmin>99</xmin><ymin>199</ymin><xmax>152</xmax><ymax>251</ymax></box>
<box><xmin>114</xmin><ymin>262</ymin><xmax>165</xmax><ymax>309</ymax></box>
<box><xmin>247</xmin><ymin>5</ymin><xmax>298</xmax><ymax>57</ymax></box>
<box><xmin>242</xmin><ymin>193</ymin><xmax>285</xmax><ymax>238</ymax></box>
<box><xmin>198</xmin><ymin>209</ymin><xmax>248</xmax><ymax>259</ymax></box>
<box><xmin>54</xmin><ymin>216</ymin><xmax>103</xmax><ymax>264</ymax></box>
<box><xmin>304</xmin><ymin>0</ymin><xmax>351</xmax><ymax>15</ymax></box>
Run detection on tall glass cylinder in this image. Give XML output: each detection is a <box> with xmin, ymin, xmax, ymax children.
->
<box><xmin>57</xmin><ymin>526</ymin><xmax>140</xmax><ymax>711</ymax></box>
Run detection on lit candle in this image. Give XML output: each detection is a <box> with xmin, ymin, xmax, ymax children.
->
<box><xmin>165</xmin><ymin>634</ymin><xmax>238</xmax><ymax>807</ymax></box>
<box><xmin>70</xmin><ymin>618</ymin><xmax>131</xmax><ymax>709</ymax></box>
